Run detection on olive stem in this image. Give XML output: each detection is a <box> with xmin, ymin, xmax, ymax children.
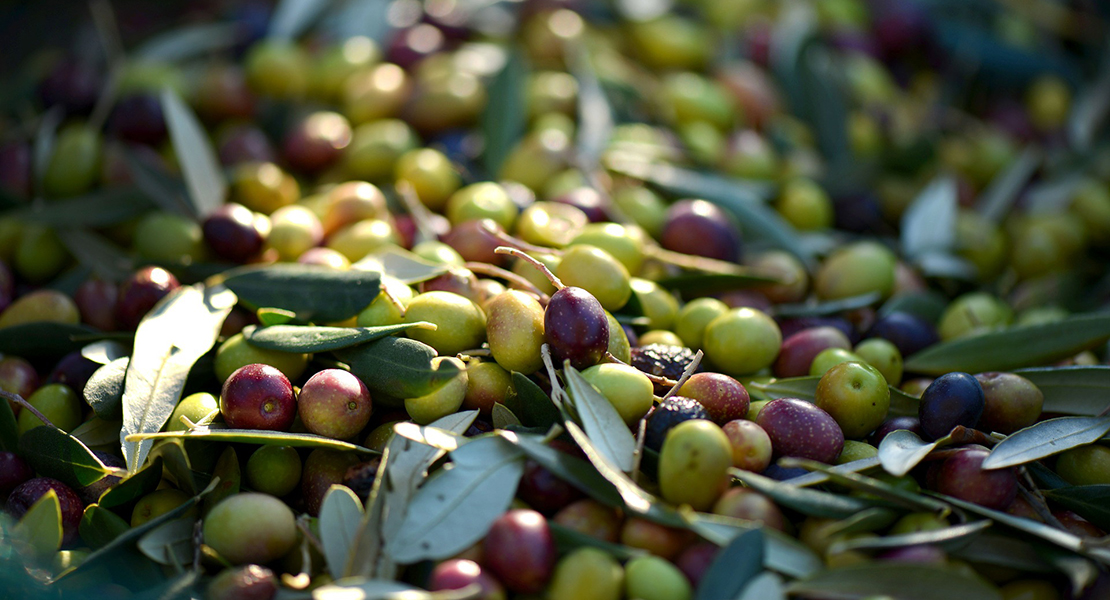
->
<box><xmin>643</xmin><ymin>244</ymin><xmax>774</xmax><ymax>278</ymax></box>
<box><xmin>630</xmin><ymin>416</ymin><xmax>648</xmax><ymax>485</ymax></box>
<box><xmin>295</xmin><ymin>514</ymin><xmax>326</xmax><ymax>557</ymax></box>
<box><xmin>464</xmin><ymin>261</ymin><xmax>550</xmax><ymax>303</ymax></box>
<box><xmin>192</xmin><ymin>519</ymin><xmax>204</xmax><ymax>572</ymax></box>
<box><xmin>1096</xmin><ymin>402</ymin><xmax>1110</xmax><ymax>418</ymax></box>
<box><xmin>395</xmin><ymin>180</ymin><xmax>440</xmax><ymax>246</ymax></box>
<box><xmin>495</xmin><ymin>246</ymin><xmax>565</xmax><ymax>290</ymax></box>
<box><xmin>540</xmin><ymin>344</ymin><xmax>568</xmax><ymax>411</ymax></box>
<box><xmin>603</xmin><ymin>352</ymin><xmax>679</xmax><ymax>388</ymax></box>
<box><xmin>0</xmin><ymin>390</ymin><xmax>56</xmax><ymax>430</ymax></box>
<box><xmin>381</xmin><ymin>285</ymin><xmax>407</xmax><ymax>318</ymax></box>
<box><xmin>485</xmin><ymin>224</ymin><xmax>563</xmax><ymax>257</ymax></box>
<box><xmin>659</xmin><ymin>350</ymin><xmax>703</xmax><ymax>402</ymax></box>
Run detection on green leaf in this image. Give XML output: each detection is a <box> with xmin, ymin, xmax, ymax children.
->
<box><xmin>1068</xmin><ymin>46</ymin><xmax>1110</xmax><ymax>152</ymax></box>
<box><xmin>58</xmin><ymin>228</ymin><xmax>134</xmax><ymax>284</ymax></box>
<box><xmin>729</xmin><ymin>469</ymin><xmax>872</xmax><ymax>519</ymax></box>
<box><xmin>60</xmin><ymin>477</ymin><xmax>220</xmax><ymax>579</ymax></box>
<box><xmin>14</xmin><ymin>489</ymin><xmax>62</xmax><ymax>557</ymax></box>
<box><xmin>336</xmin><ymin>336</ymin><xmax>461</xmax><ymax>399</ymax></box>
<box><xmin>684</xmin><ymin>513</ymin><xmax>822</xmax><ymax>579</ymax></box>
<box><xmin>32</xmin><ymin>106</ymin><xmax>63</xmax><ymax>197</ymax></box>
<box><xmin>771</xmin><ymin>292</ymin><xmax>882</xmax><ymax>319</ymax></box>
<box><xmin>879</xmin><ymin>291</ymin><xmax>948</xmax><ymax>324</ymax></box>
<box><xmin>19</xmin><ymin>426</ymin><xmax>113</xmax><ymax>488</ymax></box>
<box><xmin>310</xmin><ymin>580</ymin><xmax>477</xmax><ymax>600</ymax></box>
<box><xmin>498</xmin><ymin>430</ymin><xmax>623</xmax><ymax>508</ymax></box>
<box><xmin>481</xmin><ymin>49</ymin><xmax>527</xmax><ymax>177</ymax></box>
<box><xmin>6</xmin><ymin>187</ymin><xmax>153</xmax><ymax>227</ymax></box>
<box><xmin>128</xmin><ymin>426</ymin><xmax>375</xmax><ymax>454</ymax></box>
<box><xmin>904</xmin><ymin>313</ymin><xmax>1110</xmax><ymax>375</ymax></box>
<box><xmin>122</xmin><ymin>147</ymin><xmax>193</xmax><ymax>218</ymax></box>
<box><xmin>269</xmin><ymin>0</ymin><xmax>333</xmax><ymax>40</ymax></box>
<box><xmin>121</xmin><ymin>284</ymin><xmax>236</xmax><ymax>471</ymax></box>
<box><xmin>222</xmin><ymin>263</ymin><xmax>381</xmax><ymax>323</ymax></box>
<box><xmin>0</xmin><ymin>322</ymin><xmax>100</xmax><ymax>361</ymax></box>
<box><xmin>82</xmin><ymin>340</ymin><xmax>130</xmax><ymax>365</ymax></box>
<box><xmin>150</xmin><ymin>439</ymin><xmax>197</xmax><ymax>496</ymax></box>
<box><xmin>572</xmin><ymin>46</ymin><xmax>613</xmax><ymax>170</ymax></box>
<box><xmin>508</xmin><ymin>372</ymin><xmax>561</xmax><ymax>429</ymax></box>
<box><xmin>976</xmin><ymin>147</ymin><xmax>1042</xmax><ymax>223</ymax></box>
<box><xmin>1043</xmin><ymin>486</ymin><xmax>1110</xmax><ymax>531</ymax></box>
<box><xmin>780</xmin><ymin>458</ymin><xmax>950</xmax><ymax>514</ymax></box>
<box><xmin>85</xmin><ymin>357</ymin><xmax>128</xmax><ymax>420</ymax></box>
<box><xmin>655</xmin><ymin>272</ymin><xmax>777</xmax><ymax>295</ymax></box>
<box><xmin>696</xmin><ymin>529</ymin><xmax>763</xmax><ymax>600</ymax></box>
<box><xmin>352</xmin><ymin>247</ymin><xmax>448</xmax><ymax>285</ymax></box>
<box><xmin>385</xmin><ymin>436</ymin><xmax>524</xmax><ymax>564</ymax></box>
<box><xmin>1013</xmin><ymin>366</ymin><xmax>1110</xmax><ymax>416</ymax></box>
<box><xmin>829</xmin><ymin>520</ymin><xmax>992</xmax><ymax>554</ymax></box>
<box><xmin>786</xmin><ymin>563</ymin><xmax>1002</xmax><ymax>600</ymax></box>
<box><xmin>878</xmin><ymin>429</ymin><xmax>939</xmax><ymax>478</ymax></box>
<box><xmin>70</xmin><ymin>417</ymin><xmax>123</xmax><ymax>450</ymax></box>
<box><xmin>134</xmin><ymin>23</ymin><xmax>241</xmax><ymax>62</ymax></box>
<box><xmin>258</xmin><ymin>307</ymin><xmax>299</xmax><ymax>326</ymax></box>
<box><xmin>491</xmin><ymin>403</ymin><xmax>520</xmax><ymax>430</ymax></box>
<box><xmin>98</xmin><ymin>456</ymin><xmax>164</xmax><ymax>510</ymax></box>
<box><xmin>738</xmin><ymin>572</ymin><xmax>785</xmax><ymax>600</ymax></box>
<box><xmin>902</xmin><ymin>176</ymin><xmax>958</xmax><ymax>260</ymax></box>
<box><xmin>321</xmin><ymin>485</ymin><xmax>365</xmax><ymax>579</ymax></box>
<box><xmin>982</xmin><ymin>416</ymin><xmax>1110</xmax><ymax>470</ymax></box>
<box><xmin>564</xmin><ymin>365</ymin><xmax>636</xmax><ymax>472</ymax></box>
<box><xmin>79</xmin><ymin>504</ymin><xmax>130</xmax><ymax>548</ymax></box>
<box><xmin>549</xmin><ymin>521</ymin><xmax>645</xmax><ymax>561</ymax></box>
<box><xmin>951</xmin><ymin>533</ymin><xmax>1054</xmax><ymax>574</ymax></box>
<box><xmin>136</xmin><ymin>517</ymin><xmax>195</xmax><ymax>566</ymax></box>
<box><xmin>244</xmin><ymin>322</ymin><xmax>434</xmax><ymax>353</ymax></box>
<box><xmin>820</xmin><ymin>507</ymin><xmax>900</xmax><ymax>539</ymax></box>
<box><xmin>0</xmin><ymin>396</ymin><xmax>16</xmax><ymax>452</ymax></box>
<box><xmin>786</xmin><ymin>457</ymin><xmax>881</xmax><ymax>488</ymax></box>
<box><xmin>161</xmin><ymin>88</ymin><xmax>226</xmax><ymax>218</ymax></box>
<box><xmin>202</xmin><ymin>446</ymin><xmax>240</xmax><ymax>515</ymax></box>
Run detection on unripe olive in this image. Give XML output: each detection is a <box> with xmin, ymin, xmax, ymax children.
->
<box><xmin>937</xmin><ymin>292</ymin><xmax>1012</xmax><ymax>340</ymax></box>
<box><xmin>0</xmin><ymin>289</ymin><xmax>79</xmax><ymax>329</ymax></box>
<box><xmin>546</xmin><ymin>547</ymin><xmax>623</xmax><ymax>600</ymax></box>
<box><xmin>405</xmin><ymin>357</ymin><xmax>468</xmax><ymax>424</ymax></box>
<box><xmin>214</xmin><ymin>333</ymin><xmax>309</xmax><ymax>383</ymax></box>
<box><xmin>624</xmin><ymin>554</ymin><xmax>692</xmax><ymax>600</ymax></box>
<box><xmin>343</xmin><ymin>63</ymin><xmax>412</xmax><ymax>124</ymax></box>
<box><xmin>814</xmin><ymin>241</ymin><xmax>897</xmax><ymax>301</ymax></box>
<box><xmin>15</xmin><ymin>225</ymin><xmax>69</xmax><ymax>283</ymax></box>
<box><xmin>166</xmin><ymin>392</ymin><xmax>220</xmax><ymax>431</ymax></box>
<box><xmin>404</xmin><ymin>291</ymin><xmax>487</xmax><ymax>356</ymax></box>
<box><xmin>555</xmin><ymin>245</ymin><xmax>631</xmax><ymax>312</ymax></box>
<box><xmin>485</xmin><ymin>290</ymin><xmax>545</xmax><ymax>374</ymax></box>
<box><xmin>203</xmin><ymin>493</ymin><xmax>298</xmax><ymax>564</ymax></box>
<box><xmin>605</xmin><ymin>312</ymin><xmax>631</xmax><ymax>364</ymax></box>
<box><xmin>244</xmin><ymin>39</ymin><xmax>310</xmax><ymax>99</ymax></box>
<box><xmin>580</xmin><ymin>363</ymin><xmax>654</xmax><ymax>426</ymax></box>
<box><xmin>356</xmin><ymin>277</ymin><xmax>415</xmax><ymax>328</ymax></box>
<box><xmin>44</xmin><ymin>124</ymin><xmax>102</xmax><ymax>197</ymax></box>
<box><xmin>17</xmin><ymin>383</ymin><xmax>82</xmax><ymax>435</ymax></box>
<box><xmin>658</xmin><ymin>420</ymin><xmax>733</xmax><ymax>510</ymax></box>
<box><xmin>344</xmin><ymin>119</ymin><xmax>419</xmax><ymax>181</ymax></box>
<box><xmin>246</xmin><ymin>445</ymin><xmax>302</xmax><ymax>497</ymax></box>
<box><xmin>266</xmin><ymin>205</ymin><xmax>323</xmax><ymax>262</ymax></box>
<box><xmin>232</xmin><ymin>162</ymin><xmax>300</xmax><ymax>214</ymax></box>
<box><xmin>675</xmin><ymin>298</ymin><xmax>729</xmax><ymax>350</ymax></box>
<box><xmin>703</xmin><ymin>308</ymin><xmax>782</xmax><ymax>376</ymax></box>
<box><xmin>131</xmin><ymin>488</ymin><xmax>192</xmax><ymax>527</ymax></box>
<box><xmin>630</xmin><ymin>279</ymin><xmax>679</xmax><ymax>331</ymax></box>
<box><xmin>326</xmin><ymin>219</ymin><xmax>399</xmax><ymax>262</ymax></box>
<box><xmin>446</xmin><ymin>182</ymin><xmax>517</xmax><ymax>231</ymax></box>
<box><xmin>133</xmin><ymin>211</ymin><xmax>206</xmax><ymax>264</ymax></box>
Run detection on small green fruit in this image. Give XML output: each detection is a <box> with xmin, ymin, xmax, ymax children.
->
<box><xmin>580</xmin><ymin>363</ymin><xmax>654</xmax><ymax>426</ymax></box>
<box><xmin>404</xmin><ymin>291</ymin><xmax>487</xmax><ymax>356</ymax></box>
<box><xmin>18</xmin><ymin>383</ymin><xmax>82</xmax><ymax>435</ymax></box>
<box><xmin>815</xmin><ymin>362</ymin><xmax>890</xmax><ymax>439</ymax></box>
<box><xmin>624</xmin><ymin>554</ymin><xmax>692</xmax><ymax>600</ymax></box>
<box><xmin>546</xmin><ymin>547</ymin><xmax>623</xmax><ymax>600</ymax></box>
<box><xmin>658</xmin><ymin>420</ymin><xmax>733</xmax><ymax>511</ymax></box>
<box><xmin>405</xmin><ymin>357</ymin><xmax>468</xmax><ymax>424</ymax></box>
<box><xmin>203</xmin><ymin>492</ymin><xmax>298</xmax><ymax>564</ymax></box>
<box><xmin>703</xmin><ymin>308</ymin><xmax>782</xmax><ymax>376</ymax></box>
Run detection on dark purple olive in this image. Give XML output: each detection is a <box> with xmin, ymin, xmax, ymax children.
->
<box><xmin>108</xmin><ymin>94</ymin><xmax>167</xmax><ymax>145</ymax></box>
<box><xmin>755</xmin><ymin>398</ymin><xmax>844</xmax><ymax>464</ymax></box>
<box><xmin>39</xmin><ymin>58</ymin><xmax>102</xmax><ymax>115</ymax></box>
<box><xmin>661</xmin><ymin>199</ymin><xmax>741</xmax><ymax>262</ymax></box>
<box><xmin>870</xmin><ymin>416</ymin><xmax>923</xmax><ymax>446</ymax></box>
<box><xmin>918</xmin><ymin>372</ymin><xmax>984</xmax><ymax>441</ymax></box>
<box><xmin>544</xmin><ymin>286</ymin><xmax>609</xmax><ymax>370</ymax></box>
<box><xmin>779</xmin><ymin>316</ymin><xmax>857</xmax><ymax>344</ymax></box>
<box><xmin>933</xmin><ymin>448</ymin><xmax>1017</xmax><ymax>510</ymax></box>
<box><xmin>7</xmin><ymin>477</ymin><xmax>85</xmax><ymax>545</ymax></box>
<box><xmin>551</xmin><ymin>187</ymin><xmax>611</xmax><ymax>222</ymax></box>
<box><xmin>203</xmin><ymin>203</ymin><xmax>266</xmax><ymax>263</ymax></box>
<box><xmin>0</xmin><ymin>141</ymin><xmax>32</xmax><ymax>199</ymax></box>
<box><xmin>47</xmin><ymin>351</ymin><xmax>100</xmax><ymax>396</ymax></box>
<box><xmin>865</xmin><ymin>311</ymin><xmax>939</xmax><ymax>357</ymax></box>
<box><xmin>218</xmin><ymin>125</ymin><xmax>275</xmax><ymax>166</ymax></box>
<box><xmin>115</xmin><ymin>266</ymin><xmax>181</xmax><ymax>331</ymax></box>
<box><xmin>0</xmin><ymin>451</ymin><xmax>34</xmax><ymax>496</ymax></box>
<box><xmin>441</xmin><ymin>219</ymin><xmax>506</xmax><ymax>266</ymax></box>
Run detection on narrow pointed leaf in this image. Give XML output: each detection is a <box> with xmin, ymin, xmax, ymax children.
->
<box><xmin>222</xmin><ymin>263</ymin><xmax>380</xmax><ymax>323</ymax></box>
<box><xmin>337</xmin><ymin>336</ymin><xmax>461</xmax><ymax>399</ymax></box>
<box><xmin>905</xmin><ymin>313</ymin><xmax>1110</xmax><ymax>375</ymax></box>
<box><xmin>0</xmin><ymin>322</ymin><xmax>100</xmax><ymax>361</ymax></box>
<box><xmin>128</xmin><ymin>426</ymin><xmax>375</xmax><ymax>453</ymax></box>
<box><xmin>785</xmin><ymin>457</ymin><xmax>881</xmax><ymax>488</ymax></box>
<box><xmin>136</xmin><ymin>517</ymin><xmax>195</xmax><ymax>566</ymax></box>
<box><xmin>655</xmin><ymin>272</ymin><xmax>778</xmax><ymax>295</ymax></box>
<box><xmin>15</xmin><ymin>490</ymin><xmax>62</xmax><ymax>557</ymax></box>
<box><xmin>98</xmin><ymin>456</ymin><xmax>164</xmax><ymax>510</ymax></box>
<box><xmin>982</xmin><ymin>416</ymin><xmax>1110</xmax><ymax>470</ymax></box>
<box><xmin>481</xmin><ymin>49</ymin><xmax>527</xmax><ymax>177</ymax></box>
<box><xmin>70</xmin><ymin>417</ymin><xmax>123</xmax><ymax>449</ymax></box>
<box><xmin>161</xmin><ymin>88</ymin><xmax>225</xmax><ymax>218</ymax></box>
<box><xmin>738</xmin><ymin>572</ymin><xmax>785</xmax><ymax>600</ymax></box>
<box><xmin>1014</xmin><ymin>366</ymin><xmax>1110</xmax><ymax>416</ymax></box>
<box><xmin>353</xmin><ymin>247</ymin><xmax>448</xmax><ymax>285</ymax></box>
<box><xmin>564</xmin><ymin>365</ymin><xmax>636</xmax><ymax>472</ymax></box>
<box><xmin>121</xmin><ymin>284</ymin><xmax>236</xmax><ymax>471</ymax></box>
<box><xmin>685</xmin><ymin>513</ymin><xmax>822</xmax><ymax>579</ymax></box>
<box><xmin>385</xmin><ymin>436</ymin><xmax>524</xmax><ymax>564</ymax></box>
<box><xmin>135</xmin><ymin>23</ymin><xmax>241</xmax><ymax>62</ymax></box>
<box><xmin>976</xmin><ymin>147</ymin><xmax>1042</xmax><ymax>223</ymax></box>
<box><xmin>9</xmin><ymin>187</ymin><xmax>153</xmax><ymax>227</ymax></box>
<box><xmin>321</xmin><ymin>485</ymin><xmax>365</xmax><ymax>579</ymax></box>
<box><xmin>829</xmin><ymin>520</ymin><xmax>991</xmax><ymax>554</ymax></box>
<box><xmin>1042</xmin><ymin>486</ymin><xmax>1110</xmax><ymax>532</ymax></box>
<box><xmin>902</xmin><ymin>176</ymin><xmax>958</xmax><ymax>260</ymax></box>
<box><xmin>122</xmin><ymin>147</ymin><xmax>192</xmax><ymax>218</ymax></box>
<box><xmin>780</xmin><ymin>458</ymin><xmax>950</xmax><ymax>514</ymax></box>
<box><xmin>498</xmin><ymin>430</ymin><xmax>623</xmax><ymax>508</ymax></box>
<box><xmin>84</xmin><ymin>356</ymin><xmax>129</xmax><ymax>420</ymax></box>
<box><xmin>491</xmin><ymin>403</ymin><xmax>520</xmax><ymax>429</ymax></box>
<box><xmin>80</xmin><ymin>504</ymin><xmax>130</xmax><ymax>549</ymax></box>
<box><xmin>549</xmin><ymin>521</ymin><xmax>645</xmax><ymax>560</ymax></box>
<box><xmin>32</xmin><ymin>106</ymin><xmax>63</xmax><ymax>196</ymax></box>
<box><xmin>58</xmin><ymin>228</ymin><xmax>134</xmax><ymax>283</ymax></box>
<box><xmin>269</xmin><ymin>0</ymin><xmax>333</xmax><ymax>40</ymax></box>
<box><xmin>730</xmin><ymin>469</ymin><xmax>872</xmax><ymax>519</ymax></box>
<box><xmin>572</xmin><ymin>47</ymin><xmax>612</xmax><ymax>170</ymax></box>
<box><xmin>787</xmin><ymin>563</ymin><xmax>1001</xmax><ymax>600</ymax></box>
<box><xmin>149</xmin><ymin>439</ymin><xmax>197</xmax><ymax>496</ymax></box>
<box><xmin>0</xmin><ymin>396</ymin><xmax>16</xmax><ymax>452</ymax></box>
<box><xmin>771</xmin><ymin>292</ymin><xmax>881</xmax><ymax>319</ymax></box>
<box><xmin>696</xmin><ymin>529</ymin><xmax>764</xmax><ymax>600</ymax></box>
<box><xmin>19</xmin><ymin>426</ymin><xmax>113</xmax><ymax>488</ymax></box>
<box><xmin>508</xmin><ymin>371</ymin><xmax>560</xmax><ymax>429</ymax></box>
<box><xmin>244</xmin><ymin>322</ymin><xmax>434</xmax><ymax>353</ymax></box>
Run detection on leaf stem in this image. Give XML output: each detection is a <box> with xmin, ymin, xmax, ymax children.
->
<box><xmin>0</xmin><ymin>390</ymin><xmax>56</xmax><ymax>430</ymax></box>
<box><xmin>464</xmin><ymin>261</ymin><xmax>550</xmax><ymax>303</ymax></box>
<box><xmin>660</xmin><ymin>350</ymin><xmax>703</xmax><ymax>402</ymax></box>
<box><xmin>643</xmin><ymin>244</ymin><xmax>756</xmax><ymax>276</ymax></box>
<box><xmin>395</xmin><ymin>180</ymin><xmax>440</xmax><ymax>246</ymax></box>
<box><xmin>604</xmin><ymin>352</ymin><xmax>678</xmax><ymax>389</ymax></box>
<box><xmin>630</xmin><ymin>416</ymin><xmax>648</xmax><ymax>485</ymax></box>
<box><xmin>495</xmin><ymin>247</ymin><xmax>565</xmax><ymax>290</ymax></box>
<box><xmin>540</xmin><ymin>344</ymin><xmax>568</xmax><ymax>410</ymax></box>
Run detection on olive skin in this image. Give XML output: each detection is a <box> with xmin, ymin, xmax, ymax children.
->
<box><xmin>658</xmin><ymin>420</ymin><xmax>733</xmax><ymax>511</ymax></box>
<box><xmin>482</xmin><ymin>509</ymin><xmax>557</xmax><ymax>594</ymax></box>
<box><xmin>7</xmin><ymin>477</ymin><xmax>85</xmax><ymax>545</ymax></box>
<box><xmin>203</xmin><ymin>493</ymin><xmax>298</xmax><ymax>565</ymax></box>
<box><xmin>219</xmin><ymin>364</ymin><xmax>297</xmax><ymax>431</ymax></box>
<box><xmin>485</xmin><ymin>290</ymin><xmax>545</xmax><ymax>374</ymax></box>
<box><xmin>815</xmin><ymin>361</ymin><xmax>890</xmax><ymax>439</ymax></box>
<box><xmin>974</xmin><ymin>372</ymin><xmax>1043</xmax><ymax>435</ymax></box>
<box><xmin>933</xmin><ymin>448</ymin><xmax>1018</xmax><ymax>510</ymax></box>
<box><xmin>755</xmin><ymin>398</ymin><xmax>845</xmax><ymax>464</ymax></box>
<box><xmin>544</xmin><ymin>286</ymin><xmax>609</xmax><ymax>370</ymax></box>
<box><xmin>918</xmin><ymin>372</ymin><xmax>984</xmax><ymax>441</ymax></box>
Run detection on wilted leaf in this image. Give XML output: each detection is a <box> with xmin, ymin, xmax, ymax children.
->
<box><xmin>121</xmin><ymin>284</ymin><xmax>236</xmax><ymax>472</ymax></box>
<box><xmin>336</xmin><ymin>336</ymin><xmax>461</xmax><ymax>399</ymax></box>
<box><xmin>902</xmin><ymin>176</ymin><xmax>958</xmax><ymax>260</ymax></box>
<box><xmin>161</xmin><ymin>90</ymin><xmax>225</xmax><ymax>218</ymax></box>
<box><xmin>15</xmin><ymin>490</ymin><xmax>62</xmax><ymax>557</ymax></box>
<box><xmin>982</xmin><ymin>416</ymin><xmax>1110</xmax><ymax>470</ymax></box>
<box><xmin>696</xmin><ymin>529</ymin><xmax>764</xmax><ymax>600</ymax></box>
<box><xmin>222</xmin><ymin>263</ymin><xmax>381</xmax><ymax>323</ymax></box>
<box><xmin>786</xmin><ymin>563</ymin><xmax>1001</xmax><ymax>600</ymax></box>
<box><xmin>244</xmin><ymin>322</ymin><xmax>434</xmax><ymax>353</ymax></box>
<box><xmin>481</xmin><ymin>48</ymin><xmax>527</xmax><ymax>177</ymax></box>
<box><xmin>128</xmin><ymin>426</ymin><xmax>375</xmax><ymax>454</ymax></box>
<box><xmin>564</xmin><ymin>365</ymin><xmax>636</xmax><ymax>472</ymax></box>
<box><xmin>321</xmin><ymin>485</ymin><xmax>365</xmax><ymax>579</ymax></box>
<box><xmin>98</xmin><ymin>456</ymin><xmax>164</xmax><ymax>510</ymax></box>
<box><xmin>269</xmin><ymin>0</ymin><xmax>334</xmax><ymax>40</ymax></box>
<box><xmin>904</xmin><ymin>313</ymin><xmax>1110</xmax><ymax>375</ymax></box>
<box><xmin>730</xmin><ymin>469</ymin><xmax>871</xmax><ymax>519</ymax></box>
<box><xmin>1042</xmin><ymin>486</ymin><xmax>1110</xmax><ymax>532</ymax></box>
<box><xmin>134</xmin><ymin>23</ymin><xmax>241</xmax><ymax>62</ymax></box>
<box><xmin>385</xmin><ymin>436</ymin><xmax>524</xmax><ymax>564</ymax></box>
<box><xmin>8</xmin><ymin>187</ymin><xmax>153</xmax><ymax>227</ymax></box>
<box><xmin>19</xmin><ymin>426</ymin><xmax>113</xmax><ymax>488</ymax></box>
<box><xmin>136</xmin><ymin>517</ymin><xmax>195</xmax><ymax>566</ymax></box>
<box><xmin>79</xmin><ymin>504</ymin><xmax>130</xmax><ymax>549</ymax></box>
<box><xmin>1014</xmin><ymin>366</ymin><xmax>1110</xmax><ymax>416</ymax></box>
<box><xmin>85</xmin><ymin>357</ymin><xmax>129</xmax><ymax>420</ymax></box>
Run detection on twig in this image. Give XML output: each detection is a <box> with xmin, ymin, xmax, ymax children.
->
<box><xmin>660</xmin><ymin>350</ymin><xmax>703</xmax><ymax>402</ymax></box>
<box><xmin>395</xmin><ymin>180</ymin><xmax>439</xmax><ymax>245</ymax></box>
<box><xmin>381</xmin><ymin>285</ymin><xmax>407</xmax><ymax>318</ymax></box>
<box><xmin>630</xmin><ymin>416</ymin><xmax>648</xmax><ymax>485</ymax></box>
<box><xmin>643</xmin><ymin>244</ymin><xmax>766</xmax><ymax>277</ymax></box>
<box><xmin>496</xmin><ymin>247</ymin><xmax>565</xmax><ymax>290</ymax></box>
<box><xmin>0</xmin><ymin>390</ymin><xmax>56</xmax><ymax>429</ymax></box>
<box><xmin>1017</xmin><ymin>467</ymin><xmax>1067</xmax><ymax>530</ymax></box>
<box><xmin>540</xmin><ymin>344</ymin><xmax>568</xmax><ymax>410</ymax></box>
<box><xmin>486</xmin><ymin>224</ymin><xmax>564</xmax><ymax>257</ymax></box>
<box><xmin>604</xmin><ymin>351</ymin><xmax>678</xmax><ymax>388</ymax></box>
<box><xmin>464</xmin><ymin>261</ymin><xmax>550</xmax><ymax>302</ymax></box>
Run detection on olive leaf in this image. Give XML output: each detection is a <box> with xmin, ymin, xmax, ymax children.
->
<box><xmin>738</xmin><ymin>572</ymin><xmax>786</xmax><ymax>600</ymax></box>
<box><xmin>336</xmin><ymin>336</ymin><xmax>461</xmax><ymax>399</ymax></box>
<box><xmin>352</xmin><ymin>247</ymin><xmax>448</xmax><ymax>285</ymax></box>
<box><xmin>122</xmin><ymin>147</ymin><xmax>193</xmax><ymax>218</ymax></box>
<box><xmin>654</xmin><ymin>272</ymin><xmax>777</xmax><ymax>295</ymax></box>
<box><xmin>508</xmin><ymin>372</ymin><xmax>561</xmax><ymax>429</ymax></box>
<box><xmin>385</xmin><ymin>435</ymin><xmax>524</xmax><ymax>564</ymax></box>
<box><xmin>981</xmin><ymin>416</ymin><xmax>1110</xmax><ymax>470</ymax></box>
<box><xmin>498</xmin><ymin>430</ymin><xmax>623</xmax><ymax>508</ymax></box>
<box><xmin>32</xmin><ymin>105</ymin><xmax>62</xmax><ymax>196</ymax></box>
<box><xmin>549</xmin><ymin>521</ymin><xmax>645</xmax><ymax>561</ymax></box>
<box><xmin>952</xmin><ymin>533</ymin><xmax>1054</xmax><ymax>575</ymax></box>
<box><xmin>58</xmin><ymin>228</ymin><xmax>134</xmax><ymax>284</ymax></box>
<box><xmin>70</xmin><ymin>417</ymin><xmax>123</xmax><ymax>450</ymax></box>
<box><xmin>79</xmin><ymin>504</ymin><xmax>131</xmax><ymax>549</ymax></box>
<box><xmin>134</xmin><ymin>22</ymin><xmax>241</xmax><ymax>62</ymax></box>
<box><xmin>563</xmin><ymin>365</ymin><xmax>636</xmax><ymax>472</ymax></box>
<box><xmin>98</xmin><ymin>456</ymin><xmax>164</xmax><ymax>510</ymax></box>
<box><xmin>878</xmin><ymin>429</ymin><xmax>940</xmax><ymax>478</ymax></box>
<box><xmin>85</xmin><ymin>356</ymin><xmax>128</xmax><ymax>420</ymax></box>
<box><xmin>269</xmin><ymin>0</ymin><xmax>334</xmax><ymax>40</ymax></box>
<box><xmin>121</xmin><ymin>283</ymin><xmax>236</xmax><ymax>472</ymax></box>
<box><xmin>771</xmin><ymin>292</ymin><xmax>882</xmax><ymax>319</ymax></box>
<box><xmin>1043</xmin><ymin>486</ymin><xmax>1110</xmax><ymax>533</ymax></box>
<box><xmin>786</xmin><ymin>457</ymin><xmax>881</xmax><ymax>488</ymax></box>
<box><xmin>203</xmin><ymin>447</ymin><xmax>240</xmax><ymax>515</ymax></box>
<box><xmin>0</xmin><ymin>322</ymin><xmax>100</xmax><ymax>361</ymax></box>
<box><xmin>572</xmin><ymin>45</ymin><xmax>613</xmax><ymax>171</ymax></box>
<box><xmin>481</xmin><ymin>47</ymin><xmax>527</xmax><ymax>177</ymax></box>
<box><xmin>161</xmin><ymin>88</ymin><xmax>226</xmax><ymax>218</ymax></box>
<box><xmin>221</xmin><ymin>263</ymin><xmax>381</xmax><ymax>323</ymax></box>
<box><xmin>244</xmin><ymin>322</ymin><xmax>434</xmax><ymax>353</ymax></box>
<box><xmin>136</xmin><ymin>517</ymin><xmax>195</xmax><ymax>566</ymax></box>
<box><xmin>491</xmin><ymin>403</ymin><xmax>521</xmax><ymax>429</ymax></box>
<box><xmin>730</xmin><ymin>469</ymin><xmax>872</xmax><ymax>519</ymax></box>
<box><xmin>696</xmin><ymin>529</ymin><xmax>764</xmax><ymax>600</ymax></box>
<box><xmin>780</xmin><ymin>458</ymin><xmax>950</xmax><ymax>514</ymax></box>
<box><xmin>828</xmin><ymin>520</ymin><xmax>992</xmax><ymax>554</ymax></box>
<box><xmin>1069</xmin><ymin>46</ymin><xmax>1110</xmax><ymax>151</ymax></box>
<box><xmin>904</xmin><ymin>313</ymin><xmax>1110</xmax><ymax>375</ymax></box>
<box><xmin>684</xmin><ymin>512</ymin><xmax>823</xmax><ymax>579</ymax></box>
<box><xmin>786</xmin><ymin>563</ymin><xmax>1002</xmax><ymax>600</ymax></box>
<box><xmin>8</xmin><ymin>187</ymin><xmax>153</xmax><ymax>227</ymax></box>
<box><xmin>320</xmin><ymin>485</ymin><xmax>365</xmax><ymax>580</ymax></box>
<box><xmin>82</xmin><ymin>340</ymin><xmax>129</xmax><ymax>365</ymax></box>
<box><xmin>149</xmin><ymin>439</ymin><xmax>197</xmax><ymax>496</ymax></box>
<box><xmin>19</xmin><ymin>425</ymin><xmax>113</xmax><ymax>488</ymax></box>
<box><xmin>1014</xmin><ymin>366</ymin><xmax>1110</xmax><ymax>416</ymax></box>
<box><xmin>128</xmin><ymin>426</ymin><xmax>375</xmax><ymax>454</ymax></box>
<box><xmin>901</xmin><ymin>176</ymin><xmax>958</xmax><ymax>261</ymax></box>
<box><xmin>820</xmin><ymin>507</ymin><xmax>900</xmax><ymax>539</ymax></box>
<box><xmin>0</xmin><ymin>397</ymin><xmax>16</xmax><ymax>452</ymax></box>
<box><xmin>976</xmin><ymin>147</ymin><xmax>1042</xmax><ymax>223</ymax></box>
<box><xmin>14</xmin><ymin>490</ymin><xmax>62</xmax><ymax>557</ymax></box>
